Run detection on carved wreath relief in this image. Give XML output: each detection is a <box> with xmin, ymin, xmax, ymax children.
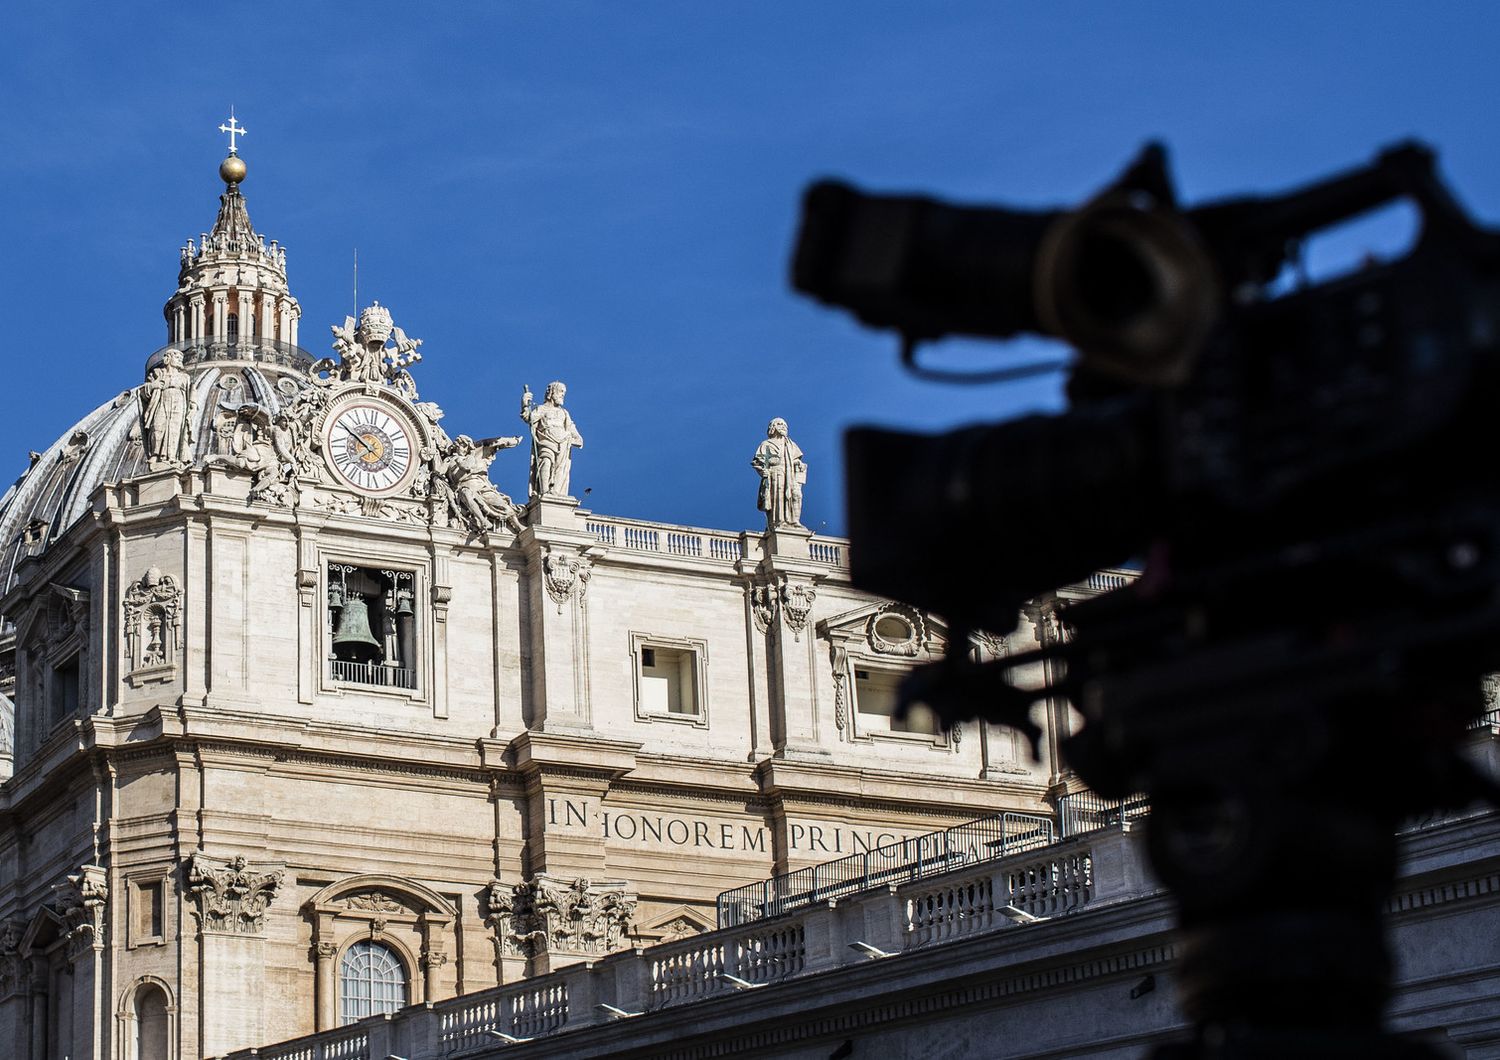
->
<box><xmin>866</xmin><ymin>603</ymin><xmax>925</xmax><ymax>657</ymax></box>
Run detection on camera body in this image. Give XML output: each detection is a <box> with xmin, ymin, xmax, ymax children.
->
<box><xmin>796</xmin><ymin>143</ymin><xmax>1500</xmax><ymax>709</ymax></box>
<box><xmin>792</xmin><ymin>145</ymin><xmax>1500</xmax><ymax>1051</ymax></box>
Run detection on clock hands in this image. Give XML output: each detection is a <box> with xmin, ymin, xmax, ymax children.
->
<box><xmin>343</xmin><ymin>424</ymin><xmax>379</xmax><ymax>460</ymax></box>
<box><xmin>331</xmin><ymin>409</ymin><xmax>413</xmax><ymax>491</ymax></box>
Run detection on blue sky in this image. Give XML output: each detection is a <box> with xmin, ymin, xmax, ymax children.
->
<box><xmin>2</xmin><ymin>2</ymin><xmax>1497</xmax><ymax>535</ymax></box>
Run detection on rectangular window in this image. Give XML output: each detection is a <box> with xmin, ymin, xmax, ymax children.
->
<box><xmin>50</xmin><ymin>656</ymin><xmax>80</xmax><ymax>728</ymax></box>
<box><xmin>327</xmin><ymin>564</ymin><xmax>418</xmax><ymax>691</ymax></box>
<box><xmin>856</xmin><ymin>668</ymin><xmax>940</xmax><ymax>736</ymax></box>
<box><xmin>632</xmin><ymin>634</ymin><xmax>709</xmax><ymax>726</ymax></box>
<box><xmin>130</xmin><ymin>877</ymin><xmax>165</xmax><ymax>947</ymax></box>
<box><xmin>641</xmin><ymin>646</ymin><xmax>697</xmax><ymax>716</ymax></box>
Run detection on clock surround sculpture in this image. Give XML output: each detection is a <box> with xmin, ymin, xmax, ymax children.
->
<box><xmin>147</xmin><ymin>301</ymin><xmax>536</xmax><ymax>535</ymax></box>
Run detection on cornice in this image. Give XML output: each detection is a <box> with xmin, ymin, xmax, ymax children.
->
<box><xmin>271</xmin><ymin>749</ymin><xmax>491</xmax><ymax>788</ymax></box>
<box><xmin>508</xmin><ymin>730</ymin><xmax>641</xmax><ymax>780</ymax></box>
<box><xmin>753</xmin><ymin>757</ymin><xmax>1048</xmax><ymax>812</ymax></box>
<box><xmin>608</xmin><ymin>781</ymin><xmax>770</xmax><ymax>812</ymax></box>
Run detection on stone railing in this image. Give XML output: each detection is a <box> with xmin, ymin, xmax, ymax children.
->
<box><xmin>1083</xmin><ymin>568</ymin><xmax>1135</xmax><ymax>593</ymax></box>
<box><xmin>809</xmin><ymin>537</ymin><xmax>846</xmax><ymax>565</ymax></box>
<box><xmin>215</xmin><ymin>829</ymin><xmax>1144</xmax><ymax>1060</ymax></box>
<box><xmin>251</xmin><ymin>1025</ymin><xmax>368</xmax><ymax>1060</ymax></box>
<box><xmin>586</xmin><ymin>517</ymin><xmax>745</xmax><ymax>563</ymax></box>
<box><xmin>145</xmin><ymin>337</ymin><xmax>314</xmax><ymax>372</ymax></box>
<box><xmin>438</xmin><ymin>980</ymin><xmax>569</xmax><ymax>1053</ymax></box>
<box><xmin>584</xmin><ymin>515</ymin><xmax>851</xmax><ymax>569</ymax></box>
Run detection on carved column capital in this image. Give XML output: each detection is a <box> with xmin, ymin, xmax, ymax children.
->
<box><xmin>52</xmin><ymin>864</ymin><xmax>108</xmax><ymax>963</ymax></box>
<box><xmin>488</xmin><ymin>874</ymin><xmax>636</xmax><ymax>960</ymax></box>
<box><xmin>184</xmin><ymin>852</ymin><xmax>285</xmax><ymax>935</ymax></box>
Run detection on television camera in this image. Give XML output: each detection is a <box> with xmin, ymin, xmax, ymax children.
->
<box><xmin>792</xmin><ymin>143</ymin><xmax>1500</xmax><ymax>1058</ymax></box>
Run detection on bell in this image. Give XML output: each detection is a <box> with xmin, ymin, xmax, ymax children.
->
<box><xmin>332</xmin><ymin>594</ymin><xmax>382</xmax><ymax>663</ymax></box>
<box><xmin>327</xmin><ymin>582</ymin><xmax>345</xmax><ymax>611</ymax></box>
<box><xmin>393</xmin><ymin>587</ymin><xmax>415</xmax><ymax>618</ymax></box>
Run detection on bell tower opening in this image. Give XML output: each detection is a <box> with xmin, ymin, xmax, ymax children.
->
<box><xmin>327</xmin><ymin>565</ymin><xmax>417</xmax><ymax>690</ymax></box>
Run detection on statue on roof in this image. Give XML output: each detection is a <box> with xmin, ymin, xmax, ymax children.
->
<box><xmin>752</xmin><ymin>417</ymin><xmax>806</xmax><ymax>529</ymax></box>
<box><xmin>315</xmin><ymin>302</ymin><xmax>424</xmax><ymax>397</ymax></box>
<box><xmin>139</xmin><ymin>348</ymin><xmax>198</xmax><ymax>470</ymax></box>
<box><xmin>520</xmin><ymin>381</ymin><xmax>583</xmax><ymax>499</ymax></box>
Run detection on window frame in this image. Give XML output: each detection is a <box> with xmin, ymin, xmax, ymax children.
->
<box><xmin>338</xmin><ymin>938</ymin><xmax>409</xmax><ymax>1026</ymax></box>
<box><xmin>841</xmin><ymin>654</ymin><xmax>953</xmax><ymax>751</ymax></box>
<box><xmin>319</xmin><ymin>555</ymin><xmax>427</xmax><ymax>703</ymax></box>
<box><xmin>629</xmin><ymin>632</ymin><xmax>709</xmax><ymax>728</ymax></box>
<box><xmin>127</xmin><ymin>874</ymin><xmax>168</xmax><ymax>949</ymax></box>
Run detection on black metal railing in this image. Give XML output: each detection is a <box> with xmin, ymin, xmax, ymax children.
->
<box><xmin>715</xmin><ymin>811</ymin><xmax>1054</xmax><ymax>929</ymax></box>
<box><xmin>1056</xmin><ymin>790</ymin><xmax>1151</xmax><ymax>839</ymax></box>
<box><xmin>329</xmin><ymin>659</ymin><xmax>416</xmax><ymax>690</ymax></box>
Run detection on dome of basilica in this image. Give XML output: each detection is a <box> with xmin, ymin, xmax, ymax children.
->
<box><xmin>0</xmin><ymin>147</ymin><xmax>309</xmax><ymax>605</ymax></box>
<box><xmin>0</xmin><ymin>341</ymin><xmax>316</xmax><ymax>600</ymax></box>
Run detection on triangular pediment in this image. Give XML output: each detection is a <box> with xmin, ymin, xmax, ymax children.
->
<box><xmin>18</xmin><ymin>905</ymin><xmax>65</xmax><ymax>958</ymax></box>
<box><xmin>633</xmin><ymin>904</ymin><xmax>715</xmax><ymax>944</ymax></box>
<box><xmin>15</xmin><ymin>583</ymin><xmax>88</xmax><ymax>648</ymax></box>
<box><xmin>816</xmin><ymin>600</ymin><xmax>948</xmax><ymax>659</ymax></box>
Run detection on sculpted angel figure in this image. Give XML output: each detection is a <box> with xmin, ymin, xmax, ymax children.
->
<box><xmin>140</xmin><ymin>348</ymin><xmax>198</xmax><ymax>469</ymax></box>
<box><xmin>752</xmin><ymin>417</ymin><xmax>806</xmax><ymax>529</ymax></box>
<box><xmin>520</xmin><ymin>381</ymin><xmax>584</xmax><ymax>498</ymax></box>
<box><xmin>224</xmin><ymin>406</ymin><xmax>297</xmax><ymax>504</ymax></box>
<box><xmin>423</xmin><ymin>434</ymin><xmax>525</xmax><ymax>533</ymax></box>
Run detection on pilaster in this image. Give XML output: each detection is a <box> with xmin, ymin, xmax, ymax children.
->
<box><xmin>756</xmin><ymin>528</ymin><xmax>827</xmax><ymax>759</ymax></box>
<box><xmin>516</xmin><ymin>499</ymin><xmax>602</xmax><ymax>732</ymax></box>
<box><xmin>183</xmin><ymin>851</ymin><xmax>285</xmax><ymax>1055</ymax></box>
<box><xmin>506</xmin><ymin>730</ymin><xmax>640</xmax><ymax>880</ymax></box>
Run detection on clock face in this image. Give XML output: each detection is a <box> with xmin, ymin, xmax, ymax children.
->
<box><xmin>322</xmin><ymin>401</ymin><xmax>417</xmax><ymax>495</ymax></box>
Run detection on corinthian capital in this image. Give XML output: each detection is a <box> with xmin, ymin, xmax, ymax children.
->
<box><xmin>52</xmin><ymin>865</ymin><xmax>108</xmax><ymax>962</ymax></box>
<box><xmin>185</xmin><ymin>852</ymin><xmax>285</xmax><ymax>935</ymax></box>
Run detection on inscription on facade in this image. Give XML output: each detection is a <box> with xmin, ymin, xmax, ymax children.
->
<box><xmin>545</xmin><ymin>798</ymin><xmax>925</xmax><ymax>857</ymax></box>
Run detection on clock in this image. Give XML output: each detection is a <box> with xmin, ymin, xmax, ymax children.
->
<box><xmin>321</xmin><ymin>399</ymin><xmax>419</xmax><ymax>496</ymax></box>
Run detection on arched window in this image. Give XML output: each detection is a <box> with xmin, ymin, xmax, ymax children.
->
<box><xmin>339</xmin><ymin>940</ymin><xmax>407</xmax><ymax>1025</ymax></box>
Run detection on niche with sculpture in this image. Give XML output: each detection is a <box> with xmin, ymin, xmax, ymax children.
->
<box><xmin>123</xmin><ymin>569</ymin><xmax>182</xmax><ymax>687</ymax></box>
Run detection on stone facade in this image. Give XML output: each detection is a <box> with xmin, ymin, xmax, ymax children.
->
<box><xmin>0</xmin><ymin>140</ymin><xmax>1097</xmax><ymax>1058</ymax></box>
<box><xmin>222</xmin><ymin>803</ymin><xmax>1500</xmax><ymax>1059</ymax></box>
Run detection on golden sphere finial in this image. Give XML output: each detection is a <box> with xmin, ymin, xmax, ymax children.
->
<box><xmin>219</xmin><ymin>154</ymin><xmax>247</xmax><ymax>185</ymax></box>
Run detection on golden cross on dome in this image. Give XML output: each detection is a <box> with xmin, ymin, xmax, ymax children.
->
<box><xmin>218</xmin><ymin>109</ymin><xmax>246</xmax><ymax>155</ymax></box>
